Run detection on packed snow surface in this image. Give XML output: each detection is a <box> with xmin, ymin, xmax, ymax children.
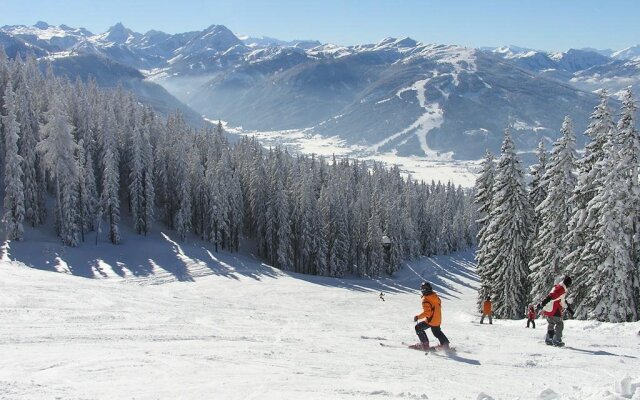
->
<box><xmin>1</xmin><ymin>234</ymin><xmax>639</xmax><ymax>399</ymax></box>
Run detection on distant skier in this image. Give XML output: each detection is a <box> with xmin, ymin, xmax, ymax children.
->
<box><xmin>379</xmin><ymin>292</ymin><xmax>385</xmax><ymax>302</ymax></box>
<box><xmin>526</xmin><ymin>305</ymin><xmax>536</xmax><ymax>329</ymax></box>
<box><xmin>480</xmin><ymin>295</ymin><xmax>492</xmax><ymax>324</ymax></box>
<box><xmin>413</xmin><ymin>282</ymin><xmax>450</xmax><ymax>349</ymax></box>
<box><xmin>536</xmin><ymin>276</ymin><xmax>574</xmax><ymax>347</ymax></box>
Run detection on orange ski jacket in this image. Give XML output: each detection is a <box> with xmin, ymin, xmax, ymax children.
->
<box><xmin>415</xmin><ymin>292</ymin><xmax>442</xmax><ymax>327</ymax></box>
<box><xmin>483</xmin><ymin>300</ymin><xmax>492</xmax><ymax>315</ymax></box>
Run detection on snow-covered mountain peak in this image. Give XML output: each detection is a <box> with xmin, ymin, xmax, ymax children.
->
<box><xmin>2</xmin><ymin>22</ymin><xmax>90</xmax><ymax>41</ymax></box>
<box><xmin>372</xmin><ymin>36</ymin><xmax>419</xmax><ymax>51</ymax></box>
<box><xmin>307</xmin><ymin>43</ymin><xmax>354</xmax><ymax>58</ymax></box>
<box><xmin>490</xmin><ymin>45</ymin><xmax>538</xmax><ymax>58</ymax></box>
<box><xmin>104</xmin><ymin>22</ymin><xmax>139</xmax><ymax>44</ymax></box>
<box><xmin>34</xmin><ymin>20</ymin><xmax>50</xmax><ymax>30</ymax></box>
<box><xmin>181</xmin><ymin>24</ymin><xmax>245</xmax><ymax>53</ymax></box>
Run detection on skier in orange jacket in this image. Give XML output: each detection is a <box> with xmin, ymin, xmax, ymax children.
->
<box><xmin>413</xmin><ymin>282</ymin><xmax>450</xmax><ymax>349</ymax></box>
<box><xmin>480</xmin><ymin>295</ymin><xmax>493</xmax><ymax>324</ymax></box>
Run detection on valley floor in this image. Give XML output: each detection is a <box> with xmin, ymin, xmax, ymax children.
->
<box><xmin>1</xmin><ymin>233</ymin><xmax>639</xmax><ymax>400</ymax></box>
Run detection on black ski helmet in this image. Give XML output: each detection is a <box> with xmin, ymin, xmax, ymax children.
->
<box><xmin>420</xmin><ymin>282</ymin><xmax>433</xmax><ymax>295</ymax></box>
<box><xmin>563</xmin><ymin>275</ymin><xmax>573</xmax><ymax>288</ymax></box>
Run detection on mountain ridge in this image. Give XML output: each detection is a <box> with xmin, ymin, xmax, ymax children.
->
<box><xmin>1</xmin><ymin>21</ymin><xmax>636</xmax><ymax>160</ymax></box>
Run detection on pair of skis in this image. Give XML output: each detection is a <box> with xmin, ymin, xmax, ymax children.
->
<box><xmin>379</xmin><ymin>341</ymin><xmax>456</xmax><ymax>354</ymax></box>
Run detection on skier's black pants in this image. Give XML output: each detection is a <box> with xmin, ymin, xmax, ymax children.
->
<box><xmin>527</xmin><ymin>318</ymin><xmax>535</xmax><ymax>328</ymax></box>
<box><xmin>415</xmin><ymin>321</ymin><xmax>449</xmax><ymax>345</ymax></box>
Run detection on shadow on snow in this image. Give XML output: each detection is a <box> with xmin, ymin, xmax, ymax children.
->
<box><xmin>2</xmin><ymin>221</ymin><xmax>477</xmax><ymax>296</ymax></box>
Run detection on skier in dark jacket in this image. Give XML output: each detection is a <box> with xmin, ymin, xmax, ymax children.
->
<box><xmin>413</xmin><ymin>282</ymin><xmax>450</xmax><ymax>350</ymax></box>
<box><xmin>536</xmin><ymin>276</ymin><xmax>574</xmax><ymax>346</ymax></box>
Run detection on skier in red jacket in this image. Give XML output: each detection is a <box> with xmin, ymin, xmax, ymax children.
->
<box><xmin>526</xmin><ymin>305</ymin><xmax>536</xmax><ymax>328</ymax></box>
<box><xmin>536</xmin><ymin>276</ymin><xmax>574</xmax><ymax>346</ymax></box>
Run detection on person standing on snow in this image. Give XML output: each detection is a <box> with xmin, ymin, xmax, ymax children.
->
<box><xmin>480</xmin><ymin>295</ymin><xmax>493</xmax><ymax>324</ymax></box>
<box><xmin>413</xmin><ymin>282</ymin><xmax>450</xmax><ymax>349</ymax></box>
<box><xmin>536</xmin><ymin>276</ymin><xmax>574</xmax><ymax>346</ymax></box>
<box><xmin>526</xmin><ymin>305</ymin><xmax>536</xmax><ymax>328</ymax></box>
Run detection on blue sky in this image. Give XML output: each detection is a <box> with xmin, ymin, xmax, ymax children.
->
<box><xmin>1</xmin><ymin>0</ymin><xmax>637</xmax><ymax>51</ymax></box>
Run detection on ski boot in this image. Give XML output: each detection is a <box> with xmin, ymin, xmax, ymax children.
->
<box><xmin>545</xmin><ymin>332</ymin><xmax>554</xmax><ymax>345</ymax></box>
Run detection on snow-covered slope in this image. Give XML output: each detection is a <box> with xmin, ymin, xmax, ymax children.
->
<box><xmin>613</xmin><ymin>45</ymin><xmax>640</xmax><ymax>61</ymax></box>
<box><xmin>2</xmin><ymin>230</ymin><xmax>639</xmax><ymax>399</ymax></box>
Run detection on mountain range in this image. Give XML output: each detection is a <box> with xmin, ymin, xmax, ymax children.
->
<box><xmin>1</xmin><ymin>21</ymin><xmax>638</xmax><ymax>160</ymax></box>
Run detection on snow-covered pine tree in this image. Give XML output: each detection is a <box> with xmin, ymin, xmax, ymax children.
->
<box><xmin>189</xmin><ymin>133</ymin><xmax>208</xmax><ymax>239</ymax></box>
<box><xmin>77</xmin><ymin>139</ymin><xmax>98</xmax><ymax>241</ymax></box>
<box><xmin>215</xmin><ymin>152</ymin><xmax>236</xmax><ymax>250</ymax></box>
<box><xmin>37</xmin><ymin>93</ymin><xmax>80</xmax><ymax>246</ymax></box>
<box><xmin>16</xmin><ymin>76</ymin><xmax>46</xmax><ymax>227</ymax></box>
<box><xmin>616</xmin><ymin>88</ymin><xmax>640</xmax><ymax>315</ymax></box>
<box><xmin>529</xmin><ymin>139</ymin><xmax>548</xmax><ymax>229</ymax></box>
<box><xmin>564</xmin><ymin>91</ymin><xmax>615</xmax><ymax>308</ymax></box>
<box><xmin>571</xmin><ymin>88</ymin><xmax>640</xmax><ymax>322</ymax></box>
<box><xmin>206</xmin><ymin>138</ymin><xmax>226</xmax><ymax>250</ymax></box>
<box><xmin>366</xmin><ymin>198</ymin><xmax>384</xmax><ymax>277</ymax></box>
<box><xmin>129</xmin><ymin>121</ymin><xmax>146</xmax><ymax>234</ymax></box>
<box><xmin>100</xmin><ymin>106</ymin><xmax>121</xmax><ymax>244</ymax></box>
<box><xmin>269</xmin><ymin>148</ymin><xmax>292</xmax><ymax>269</ymax></box>
<box><xmin>474</xmin><ymin>150</ymin><xmax>496</xmax><ymax>305</ymax></box>
<box><xmin>384</xmin><ymin>192</ymin><xmax>403</xmax><ymax>274</ymax></box>
<box><xmin>0</xmin><ymin>49</ymin><xmax>8</xmax><ymax>168</ymax></box>
<box><xmin>401</xmin><ymin>181</ymin><xmax>420</xmax><ymax>259</ymax></box>
<box><xmin>2</xmin><ymin>82</ymin><xmax>25</xmax><ymax>240</ymax></box>
<box><xmin>141</xmin><ymin>121</ymin><xmax>155</xmax><ymax>235</ymax></box>
<box><xmin>297</xmin><ymin>163</ymin><xmax>326</xmax><ymax>275</ymax></box>
<box><xmin>576</xmin><ymin>90</ymin><xmax>638</xmax><ymax>322</ymax></box>
<box><xmin>529</xmin><ymin>117</ymin><xmax>577</xmax><ymax>302</ymax></box>
<box><xmin>173</xmin><ymin>136</ymin><xmax>192</xmax><ymax>241</ymax></box>
<box><xmin>351</xmin><ymin>164</ymin><xmax>371</xmax><ymax>276</ymax></box>
<box><xmin>484</xmin><ymin>128</ymin><xmax>533</xmax><ymax>319</ymax></box>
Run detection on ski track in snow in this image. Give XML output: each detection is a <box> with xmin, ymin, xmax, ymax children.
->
<box><xmin>1</xmin><ymin>233</ymin><xmax>639</xmax><ymax>400</ymax></box>
<box><xmin>369</xmin><ymin>73</ymin><xmax>451</xmax><ymax>161</ymax></box>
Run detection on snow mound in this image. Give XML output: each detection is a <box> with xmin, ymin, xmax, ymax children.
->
<box><xmin>537</xmin><ymin>388</ymin><xmax>560</xmax><ymax>400</ymax></box>
<box><xmin>613</xmin><ymin>375</ymin><xmax>640</xmax><ymax>399</ymax></box>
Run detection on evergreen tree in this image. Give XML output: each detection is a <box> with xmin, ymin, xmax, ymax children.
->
<box><xmin>37</xmin><ymin>94</ymin><xmax>80</xmax><ymax>246</ymax></box>
<box><xmin>2</xmin><ymin>82</ymin><xmax>25</xmax><ymax>240</ymax></box>
<box><xmin>174</xmin><ymin>137</ymin><xmax>192</xmax><ymax>241</ymax></box>
<box><xmin>16</xmin><ymin>78</ymin><xmax>46</xmax><ymax>226</ymax></box>
<box><xmin>366</xmin><ymin>199</ymin><xmax>384</xmax><ymax>277</ymax></box>
<box><xmin>474</xmin><ymin>150</ymin><xmax>496</xmax><ymax>305</ymax></box>
<box><xmin>565</xmin><ymin>92</ymin><xmax>615</xmax><ymax>308</ymax></box>
<box><xmin>100</xmin><ymin>107</ymin><xmax>121</xmax><ymax>244</ymax></box>
<box><xmin>142</xmin><ymin>126</ymin><xmax>155</xmax><ymax>235</ymax></box>
<box><xmin>129</xmin><ymin>122</ymin><xmax>145</xmax><ymax>234</ymax></box>
<box><xmin>483</xmin><ymin>129</ymin><xmax>532</xmax><ymax>319</ymax></box>
<box><xmin>529</xmin><ymin>117</ymin><xmax>577</xmax><ymax>301</ymax></box>
<box><xmin>573</xmin><ymin>88</ymin><xmax>639</xmax><ymax>322</ymax></box>
<box><xmin>529</xmin><ymin>139</ymin><xmax>548</xmax><ymax>233</ymax></box>
<box><xmin>77</xmin><ymin>139</ymin><xmax>98</xmax><ymax>241</ymax></box>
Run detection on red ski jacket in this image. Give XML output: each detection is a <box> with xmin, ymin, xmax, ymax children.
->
<box><xmin>542</xmin><ymin>283</ymin><xmax>567</xmax><ymax>317</ymax></box>
<box><xmin>527</xmin><ymin>308</ymin><xmax>536</xmax><ymax>319</ymax></box>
